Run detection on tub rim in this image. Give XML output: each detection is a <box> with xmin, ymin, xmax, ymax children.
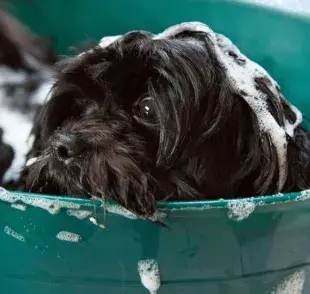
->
<box><xmin>8</xmin><ymin>190</ymin><xmax>309</xmax><ymax>211</ymax></box>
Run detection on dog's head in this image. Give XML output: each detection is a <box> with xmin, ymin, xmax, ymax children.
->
<box><xmin>25</xmin><ymin>22</ymin><xmax>309</xmax><ymax>217</ymax></box>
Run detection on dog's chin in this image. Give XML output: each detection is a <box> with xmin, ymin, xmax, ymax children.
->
<box><xmin>25</xmin><ymin>153</ymin><xmax>86</xmax><ymax>197</ymax></box>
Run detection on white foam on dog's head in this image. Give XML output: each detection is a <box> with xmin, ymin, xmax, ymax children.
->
<box><xmin>137</xmin><ymin>259</ymin><xmax>161</xmax><ymax>294</ymax></box>
<box><xmin>99</xmin><ymin>35</ymin><xmax>121</xmax><ymax>48</ymax></box>
<box><xmin>87</xmin><ymin>22</ymin><xmax>303</xmax><ymax>192</ymax></box>
<box><xmin>155</xmin><ymin>22</ymin><xmax>302</xmax><ymax>191</ymax></box>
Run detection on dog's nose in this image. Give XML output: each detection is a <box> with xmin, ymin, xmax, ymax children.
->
<box><xmin>53</xmin><ymin>134</ymin><xmax>83</xmax><ymax>160</ymax></box>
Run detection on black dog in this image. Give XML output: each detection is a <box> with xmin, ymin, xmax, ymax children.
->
<box><xmin>24</xmin><ymin>22</ymin><xmax>310</xmax><ymax>218</ymax></box>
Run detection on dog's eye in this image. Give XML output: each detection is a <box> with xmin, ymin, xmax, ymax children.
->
<box><xmin>134</xmin><ymin>97</ymin><xmax>157</xmax><ymax>124</ymax></box>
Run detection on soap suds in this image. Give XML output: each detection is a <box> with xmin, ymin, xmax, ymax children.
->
<box><xmin>169</xmin><ymin>205</ymin><xmax>212</xmax><ymax>211</ymax></box>
<box><xmin>11</xmin><ymin>203</ymin><xmax>27</xmax><ymax>211</ymax></box>
<box><xmin>99</xmin><ymin>35</ymin><xmax>121</xmax><ymax>48</ymax></box>
<box><xmin>89</xmin><ymin>217</ymin><xmax>105</xmax><ymax>229</ymax></box>
<box><xmin>296</xmin><ymin>189</ymin><xmax>310</xmax><ymax>201</ymax></box>
<box><xmin>271</xmin><ymin>270</ymin><xmax>305</xmax><ymax>294</ymax></box>
<box><xmin>56</xmin><ymin>231</ymin><xmax>82</xmax><ymax>243</ymax></box>
<box><xmin>67</xmin><ymin>209</ymin><xmax>92</xmax><ymax>220</ymax></box>
<box><xmin>157</xmin><ymin>22</ymin><xmax>302</xmax><ymax>191</ymax></box>
<box><xmin>137</xmin><ymin>259</ymin><xmax>161</xmax><ymax>294</ymax></box>
<box><xmin>105</xmin><ymin>205</ymin><xmax>138</xmax><ymax>219</ymax></box>
<box><xmin>89</xmin><ymin>216</ymin><xmax>98</xmax><ymax>225</ymax></box>
<box><xmin>105</xmin><ymin>203</ymin><xmax>166</xmax><ymax>222</ymax></box>
<box><xmin>4</xmin><ymin>226</ymin><xmax>26</xmax><ymax>242</ymax></box>
<box><xmin>0</xmin><ymin>187</ymin><xmax>18</xmax><ymax>203</ymax></box>
<box><xmin>227</xmin><ymin>199</ymin><xmax>256</xmax><ymax>221</ymax></box>
<box><xmin>0</xmin><ymin>188</ymin><xmax>80</xmax><ymax>214</ymax></box>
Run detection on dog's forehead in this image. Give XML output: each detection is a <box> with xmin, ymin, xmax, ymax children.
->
<box><xmin>97</xmin><ymin>22</ymin><xmax>210</xmax><ymax>49</ymax></box>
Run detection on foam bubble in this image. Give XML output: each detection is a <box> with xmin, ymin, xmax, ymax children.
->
<box><xmin>11</xmin><ymin>203</ymin><xmax>27</xmax><ymax>211</ymax></box>
<box><xmin>271</xmin><ymin>270</ymin><xmax>305</xmax><ymax>294</ymax></box>
<box><xmin>89</xmin><ymin>216</ymin><xmax>98</xmax><ymax>225</ymax></box>
<box><xmin>137</xmin><ymin>259</ymin><xmax>161</xmax><ymax>294</ymax></box>
<box><xmin>25</xmin><ymin>157</ymin><xmax>39</xmax><ymax>167</ymax></box>
<box><xmin>56</xmin><ymin>231</ymin><xmax>82</xmax><ymax>243</ymax></box>
<box><xmin>4</xmin><ymin>226</ymin><xmax>26</xmax><ymax>242</ymax></box>
<box><xmin>105</xmin><ymin>204</ymin><xmax>138</xmax><ymax>219</ymax></box>
<box><xmin>89</xmin><ymin>217</ymin><xmax>105</xmax><ymax>229</ymax></box>
<box><xmin>227</xmin><ymin>199</ymin><xmax>255</xmax><ymax>221</ymax></box>
<box><xmin>67</xmin><ymin>209</ymin><xmax>92</xmax><ymax>220</ymax></box>
<box><xmin>296</xmin><ymin>189</ymin><xmax>310</xmax><ymax>201</ymax></box>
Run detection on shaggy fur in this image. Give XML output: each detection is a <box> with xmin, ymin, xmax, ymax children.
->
<box><xmin>23</xmin><ymin>28</ymin><xmax>310</xmax><ymax>217</ymax></box>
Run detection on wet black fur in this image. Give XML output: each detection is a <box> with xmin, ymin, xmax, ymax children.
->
<box><xmin>24</xmin><ymin>30</ymin><xmax>310</xmax><ymax>217</ymax></box>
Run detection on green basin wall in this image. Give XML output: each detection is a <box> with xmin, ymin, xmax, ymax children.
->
<box><xmin>2</xmin><ymin>0</ymin><xmax>310</xmax><ymax>293</ymax></box>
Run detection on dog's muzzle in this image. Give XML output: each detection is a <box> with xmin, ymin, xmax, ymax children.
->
<box><xmin>51</xmin><ymin>133</ymin><xmax>84</xmax><ymax>161</ymax></box>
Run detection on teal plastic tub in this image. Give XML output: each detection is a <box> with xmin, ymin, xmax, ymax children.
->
<box><xmin>3</xmin><ymin>0</ymin><xmax>310</xmax><ymax>293</ymax></box>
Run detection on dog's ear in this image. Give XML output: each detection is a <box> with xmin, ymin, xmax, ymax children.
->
<box><xmin>26</xmin><ymin>105</ymin><xmax>44</xmax><ymax>159</ymax></box>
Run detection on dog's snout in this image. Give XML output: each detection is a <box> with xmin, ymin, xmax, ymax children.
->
<box><xmin>53</xmin><ymin>134</ymin><xmax>83</xmax><ymax>160</ymax></box>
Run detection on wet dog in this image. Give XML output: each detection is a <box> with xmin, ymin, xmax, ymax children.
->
<box><xmin>24</xmin><ymin>22</ymin><xmax>310</xmax><ymax>218</ymax></box>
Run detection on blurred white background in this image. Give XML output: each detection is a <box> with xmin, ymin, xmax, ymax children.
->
<box><xmin>242</xmin><ymin>0</ymin><xmax>310</xmax><ymax>13</ymax></box>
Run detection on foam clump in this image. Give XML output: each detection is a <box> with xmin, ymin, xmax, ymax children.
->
<box><xmin>4</xmin><ymin>226</ymin><xmax>26</xmax><ymax>242</ymax></box>
<box><xmin>105</xmin><ymin>203</ymin><xmax>166</xmax><ymax>222</ymax></box>
<box><xmin>271</xmin><ymin>270</ymin><xmax>305</xmax><ymax>294</ymax></box>
<box><xmin>137</xmin><ymin>259</ymin><xmax>161</xmax><ymax>294</ymax></box>
<box><xmin>105</xmin><ymin>204</ymin><xmax>138</xmax><ymax>219</ymax></box>
<box><xmin>0</xmin><ymin>187</ymin><xmax>80</xmax><ymax>214</ymax></box>
<box><xmin>89</xmin><ymin>217</ymin><xmax>105</xmax><ymax>229</ymax></box>
<box><xmin>67</xmin><ymin>209</ymin><xmax>92</xmax><ymax>220</ymax></box>
<box><xmin>158</xmin><ymin>22</ymin><xmax>302</xmax><ymax>191</ymax></box>
<box><xmin>99</xmin><ymin>35</ymin><xmax>121</xmax><ymax>48</ymax></box>
<box><xmin>227</xmin><ymin>199</ymin><xmax>255</xmax><ymax>221</ymax></box>
<box><xmin>56</xmin><ymin>231</ymin><xmax>82</xmax><ymax>243</ymax></box>
<box><xmin>0</xmin><ymin>187</ymin><xmax>18</xmax><ymax>203</ymax></box>
<box><xmin>11</xmin><ymin>203</ymin><xmax>27</xmax><ymax>211</ymax></box>
<box><xmin>296</xmin><ymin>189</ymin><xmax>310</xmax><ymax>201</ymax></box>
